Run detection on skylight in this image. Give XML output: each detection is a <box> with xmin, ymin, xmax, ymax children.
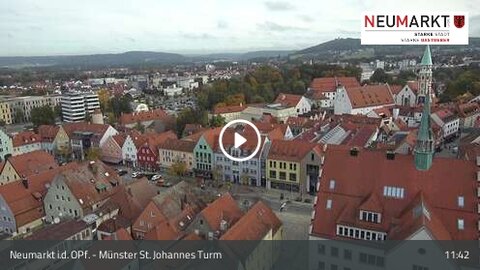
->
<box><xmin>383</xmin><ymin>186</ymin><xmax>405</xmax><ymax>199</ymax></box>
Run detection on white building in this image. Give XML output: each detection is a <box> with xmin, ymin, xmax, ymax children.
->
<box><xmin>163</xmin><ymin>85</ymin><xmax>183</xmax><ymax>97</ymax></box>
<box><xmin>334</xmin><ymin>84</ymin><xmax>395</xmax><ymax>115</ymax></box>
<box><xmin>431</xmin><ymin>109</ymin><xmax>460</xmax><ymax>140</ymax></box>
<box><xmin>273</xmin><ymin>93</ymin><xmax>312</xmax><ymax>115</ymax></box>
<box><xmin>61</xmin><ymin>92</ymin><xmax>100</xmax><ymax>122</ymax></box>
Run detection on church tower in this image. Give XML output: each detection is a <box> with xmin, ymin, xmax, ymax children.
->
<box><xmin>417</xmin><ymin>45</ymin><xmax>433</xmax><ymax>104</ymax></box>
<box><xmin>414</xmin><ymin>46</ymin><xmax>435</xmax><ymax>171</ymax></box>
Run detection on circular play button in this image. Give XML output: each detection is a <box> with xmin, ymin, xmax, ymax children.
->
<box><xmin>219</xmin><ymin>119</ymin><xmax>261</xmax><ymax>162</ymax></box>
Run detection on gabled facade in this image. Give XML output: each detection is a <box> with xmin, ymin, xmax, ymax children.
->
<box><xmin>12</xmin><ymin>131</ymin><xmax>42</xmax><ymax>156</ymax></box>
<box><xmin>274</xmin><ymin>93</ymin><xmax>312</xmax><ymax>115</ymax></box>
<box><xmin>0</xmin><ymin>128</ymin><xmax>13</xmax><ymax>161</ymax></box>
<box><xmin>137</xmin><ymin>131</ymin><xmax>177</xmax><ymax>171</ymax></box>
<box><xmin>394</xmin><ymin>81</ymin><xmax>418</xmax><ymax>107</ymax></box>
<box><xmin>122</xmin><ymin>131</ymin><xmax>145</xmax><ymax>168</ymax></box>
<box><xmin>158</xmin><ymin>138</ymin><xmax>196</xmax><ymax>172</ymax></box>
<box><xmin>101</xmin><ymin>134</ymin><xmax>126</xmax><ymax>164</ymax></box>
<box><xmin>0</xmin><ymin>150</ymin><xmax>57</xmax><ymax>185</ymax></box>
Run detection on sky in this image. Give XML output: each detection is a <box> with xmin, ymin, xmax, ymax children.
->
<box><xmin>1</xmin><ymin>0</ymin><xmax>479</xmax><ymax>56</ymax></box>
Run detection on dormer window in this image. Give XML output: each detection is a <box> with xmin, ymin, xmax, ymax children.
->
<box><xmin>359</xmin><ymin>210</ymin><xmax>381</xmax><ymax>223</ymax></box>
<box><xmin>329</xmin><ymin>180</ymin><xmax>336</xmax><ymax>190</ymax></box>
<box><xmin>457</xmin><ymin>219</ymin><xmax>464</xmax><ymax>230</ymax></box>
<box><xmin>457</xmin><ymin>196</ymin><xmax>464</xmax><ymax>208</ymax></box>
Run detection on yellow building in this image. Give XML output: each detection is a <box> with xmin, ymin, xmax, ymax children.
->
<box><xmin>266</xmin><ymin>140</ymin><xmax>323</xmax><ymax>194</ymax></box>
<box><xmin>0</xmin><ymin>150</ymin><xmax>58</xmax><ymax>185</ymax></box>
<box><xmin>0</xmin><ymin>102</ymin><xmax>12</xmax><ymax>125</ymax></box>
<box><xmin>158</xmin><ymin>138</ymin><xmax>196</xmax><ymax>172</ymax></box>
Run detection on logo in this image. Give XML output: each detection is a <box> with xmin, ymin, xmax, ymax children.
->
<box><xmin>361</xmin><ymin>12</ymin><xmax>469</xmax><ymax>45</ymax></box>
<box><xmin>454</xmin><ymin>15</ymin><xmax>465</xmax><ymax>28</ymax></box>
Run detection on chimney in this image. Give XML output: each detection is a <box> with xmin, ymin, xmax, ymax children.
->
<box><xmin>22</xmin><ymin>175</ymin><xmax>29</xmax><ymax>189</ymax></box>
<box><xmin>393</xmin><ymin>108</ymin><xmax>400</xmax><ymax>120</ymax></box>
<box><xmin>350</xmin><ymin>147</ymin><xmax>359</xmax><ymax>157</ymax></box>
<box><xmin>386</xmin><ymin>151</ymin><xmax>396</xmax><ymax>160</ymax></box>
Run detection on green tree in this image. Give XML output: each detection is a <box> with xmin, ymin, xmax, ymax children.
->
<box><xmin>170</xmin><ymin>160</ymin><xmax>187</xmax><ymax>177</ymax></box>
<box><xmin>31</xmin><ymin>105</ymin><xmax>56</xmax><ymax>128</ymax></box>
<box><xmin>14</xmin><ymin>108</ymin><xmax>25</xmax><ymax>123</ymax></box>
<box><xmin>85</xmin><ymin>147</ymin><xmax>101</xmax><ymax>161</ymax></box>
<box><xmin>134</xmin><ymin>121</ymin><xmax>145</xmax><ymax>133</ymax></box>
<box><xmin>370</xmin><ymin>69</ymin><xmax>392</xmax><ymax>83</ymax></box>
<box><xmin>210</xmin><ymin>115</ymin><xmax>226</xmax><ymax>127</ymax></box>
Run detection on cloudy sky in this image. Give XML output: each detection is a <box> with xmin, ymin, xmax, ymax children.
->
<box><xmin>1</xmin><ymin>0</ymin><xmax>479</xmax><ymax>56</ymax></box>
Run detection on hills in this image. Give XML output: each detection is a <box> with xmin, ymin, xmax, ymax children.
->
<box><xmin>1</xmin><ymin>38</ymin><xmax>479</xmax><ymax>68</ymax></box>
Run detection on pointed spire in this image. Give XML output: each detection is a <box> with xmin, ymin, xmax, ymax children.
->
<box><xmin>421</xmin><ymin>45</ymin><xmax>432</xmax><ymax>66</ymax></box>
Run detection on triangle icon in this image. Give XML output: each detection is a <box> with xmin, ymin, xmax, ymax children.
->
<box><xmin>234</xmin><ymin>132</ymin><xmax>247</xmax><ymax>148</ymax></box>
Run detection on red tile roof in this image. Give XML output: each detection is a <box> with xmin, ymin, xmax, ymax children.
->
<box><xmin>457</xmin><ymin>102</ymin><xmax>480</xmax><ymax>117</ymax></box>
<box><xmin>268</xmin><ymin>140</ymin><xmax>322</xmax><ymax>162</ymax></box>
<box><xmin>112</xmin><ymin>133</ymin><xmax>127</xmax><ymax>148</ymax></box>
<box><xmin>0</xmin><ymin>163</ymin><xmax>76</xmax><ymax>228</ymax></box>
<box><xmin>37</xmin><ymin>125</ymin><xmax>60</xmax><ymax>143</ymax></box>
<box><xmin>7</xmin><ymin>150</ymin><xmax>58</xmax><ymax>177</ymax></box>
<box><xmin>142</xmin><ymin>130</ymin><xmax>178</xmax><ymax>152</ymax></box>
<box><xmin>274</xmin><ymin>93</ymin><xmax>303</xmax><ymax>107</ymax></box>
<box><xmin>119</xmin><ymin>108</ymin><xmax>170</xmax><ymax>125</ymax></box>
<box><xmin>199</xmin><ymin>193</ymin><xmax>243</xmax><ymax>232</ymax></box>
<box><xmin>104</xmin><ymin>227</ymin><xmax>133</xmax><ymax>240</ymax></box>
<box><xmin>145</xmin><ymin>221</ymin><xmax>182</xmax><ymax>240</ymax></box>
<box><xmin>345</xmin><ymin>84</ymin><xmax>394</xmax><ymax>109</ymax></box>
<box><xmin>310</xmin><ymin>77</ymin><xmax>360</xmax><ymax>93</ymax></box>
<box><xmin>12</xmin><ymin>131</ymin><xmax>41</xmax><ymax>147</ymax></box>
<box><xmin>62</xmin><ymin>122</ymin><xmax>111</xmax><ymax>137</ymax></box>
<box><xmin>158</xmin><ymin>138</ymin><xmax>197</xmax><ymax>153</ymax></box>
<box><xmin>389</xmin><ymin>84</ymin><xmax>403</xmax><ymax>95</ymax></box>
<box><xmin>221</xmin><ymin>201</ymin><xmax>282</xmax><ymax>240</ymax></box>
<box><xmin>311</xmin><ymin>146</ymin><xmax>479</xmax><ymax>240</ymax></box>
<box><xmin>406</xmin><ymin>81</ymin><xmax>419</xmax><ymax>93</ymax></box>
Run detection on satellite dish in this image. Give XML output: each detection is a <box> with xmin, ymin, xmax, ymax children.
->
<box><xmin>53</xmin><ymin>217</ymin><xmax>60</xmax><ymax>224</ymax></box>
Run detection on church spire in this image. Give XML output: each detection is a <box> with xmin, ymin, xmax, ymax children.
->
<box><xmin>414</xmin><ymin>45</ymin><xmax>435</xmax><ymax>171</ymax></box>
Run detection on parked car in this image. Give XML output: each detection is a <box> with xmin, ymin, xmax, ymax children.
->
<box><xmin>156</xmin><ymin>180</ymin><xmax>172</xmax><ymax>187</ymax></box>
<box><xmin>116</xmin><ymin>169</ymin><xmax>128</xmax><ymax>176</ymax></box>
<box><xmin>131</xmin><ymin>172</ymin><xmax>143</xmax><ymax>178</ymax></box>
<box><xmin>150</xmin><ymin>174</ymin><xmax>163</xmax><ymax>181</ymax></box>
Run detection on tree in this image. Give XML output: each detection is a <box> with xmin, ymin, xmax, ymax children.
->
<box><xmin>85</xmin><ymin>147</ymin><xmax>101</xmax><ymax>161</ymax></box>
<box><xmin>370</xmin><ymin>69</ymin><xmax>392</xmax><ymax>84</ymax></box>
<box><xmin>134</xmin><ymin>121</ymin><xmax>145</xmax><ymax>133</ymax></box>
<box><xmin>210</xmin><ymin>115</ymin><xmax>226</xmax><ymax>128</ymax></box>
<box><xmin>14</xmin><ymin>108</ymin><xmax>25</xmax><ymax>123</ymax></box>
<box><xmin>170</xmin><ymin>160</ymin><xmax>187</xmax><ymax>177</ymax></box>
<box><xmin>240</xmin><ymin>173</ymin><xmax>250</xmax><ymax>186</ymax></box>
<box><xmin>212</xmin><ymin>167</ymin><xmax>223</xmax><ymax>188</ymax></box>
<box><xmin>31</xmin><ymin>105</ymin><xmax>56</xmax><ymax>128</ymax></box>
<box><xmin>175</xmin><ymin>108</ymin><xmax>208</xmax><ymax>136</ymax></box>
<box><xmin>97</xmin><ymin>89</ymin><xmax>110</xmax><ymax>112</ymax></box>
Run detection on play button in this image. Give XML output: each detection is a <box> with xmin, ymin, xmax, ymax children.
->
<box><xmin>234</xmin><ymin>133</ymin><xmax>247</xmax><ymax>148</ymax></box>
<box><xmin>219</xmin><ymin>119</ymin><xmax>262</xmax><ymax>162</ymax></box>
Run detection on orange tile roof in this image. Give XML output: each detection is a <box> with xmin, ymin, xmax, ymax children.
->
<box><xmin>104</xmin><ymin>228</ymin><xmax>133</xmax><ymax>240</ymax></box>
<box><xmin>12</xmin><ymin>131</ymin><xmax>41</xmax><ymax>147</ymax></box>
<box><xmin>7</xmin><ymin>150</ymin><xmax>58</xmax><ymax>177</ymax></box>
<box><xmin>142</xmin><ymin>130</ymin><xmax>178</xmax><ymax>152</ymax></box>
<box><xmin>119</xmin><ymin>108</ymin><xmax>170</xmax><ymax>125</ymax></box>
<box><xmin>311</xmin><ymin>146</ymin><xmax>479</xmax><ymax>240</ymax></box>
<box><xmin>212</xmin><ymin>104</ymin><xmax>245</xmax><ymax>114</ymax></box>
<box><xmin>112</xmin><ymin>133</ymin><xmax>127</xmax><ymax>147</ymax></box>
<box><xmin>406</xmin><ymin>81</ymin><xmax>419</xmax><ymax>93</ymax></box>
<box><xmin>221</xmin><ymin>201</ymin><xmax>282</xmax><ymax>240</ymax></box>
<box><xmin>0</xmin><ymin>162</ymin><xmax>76</xmax><ymax>227</ymax></box>
<box><xmin>345</xmin><ymin>84</ymin><xmax>394</xmax><ymax>109</ymax></box>
<box><xmin>268</xmin><ymin>140</ymin><xmax>322</xmax><ymax>162</ymax></box>
<box><xmin>457</xmin><ymin>102</ymin><xmax>480</xmax><ymax>117</ymax></box>
<box><xmin>389</xmin><ymin>84</ymin><xmax>403</xmax><ymax>95</ymax></box>
<box><xmin>145</xmin><ymin>221</ymin><xmax>182</xmax><ymax>240</ymax></box>
<box><xmin>274</xmin><ymin>93</ymin><xmax>303</xmax><ymax>107</ymax></box>
<box><xmin>199</xmin><ymin>193</ymin><xmax>243</xmax><ymax>232</ymax></box>
<box><xmin>310</xmin><ymin>77</ymin><xmax>360</xmax><ymax>93</ymax></box>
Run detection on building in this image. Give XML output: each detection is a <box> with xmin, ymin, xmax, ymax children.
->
<box><xmin>122</xmin><ymin>131</ymin><xmax>146</xmax><ymax>168</ymax></box>
<box><xmin>307</xmin><ymin>77</ymin><xmax>361</xmax><ymax>109</ymax></box>
<box><xmin>240</xmin><ymin>104</ymin><xmax>298</xmax><ymax>123</ymax></box>
<box><xmin>334</xmin><ymin>84</ymin><xmax>395</xmax><ymax>115</ymax></box>
<box><xmin>309</xmin><ymin>47</ymin><xmax>478</xmax><ymax>270</ymax></box>
<box><xmin>61</xmin><ymin>92</ymin><xmax>100</xmax><ymax>122</ymax></box>
<box><xmin>431</xmin><ymin>109</ymin><xmax>460</xmax><ymax>142</ymax></box>
<box><xmin>37</xmin><ymin>125</ymin><xmax>70</xmax><ymax>158</ymax></box>
<box><xmin>101</xmin><ymin>134</ymin><xmax>127</xmax><ymax>164</ymax></box>
<box><xmin>0</xmin><ymin>95</ymin><xmax>61</xmax><ymax>124</ymax></box>
<box><xmin>63</xmin><ymin>122</ymin><xmax>118</xmax><ymax>160</ymax></box>
<box><xmin>0</xmin><ymin>150</ymin><xmax>58</xmax><ymax>186</ymax></box>
<box><xmin>193</xmin><ymin>128</ymin><xmax>222</xmax><ymax>178</ymax></box>
<box><xmin>188</xmin><ymin>193</ymin><xmax>243</xmax><ymax>239</ymax></box>
<box><xmin>132</xmin><ymin>181</ymin><xmax>205</xmax><ymax>239</ymax></box>
<box><xmin>209</xmin><ymin>104</ymin><xmax>245</xmax><ymax>123</ymax></box>
<box><xmin>119</xmin><ymin>108</ymin><xmax>174</xmax><ymax>133</ymax></box>
<box><xmin>163</xmin><ymin>85</ymin><xmax>183</xmax><ymax>97</ymax></box>
<box><xmin>394</xmin><ymin>81</ymin><xmax>419</xmax><ymax>107</ymax></box>
<box><xmin>273</xmin><ymin>93</ymin><xmax>312</xmax><ymax>115</ymax></box>
<box><xmin>266</xmin><ymin>140</ymin><xmax>323</xmax><ymax>193</ymax></box>
<box><xmin>137</xmin><ymin>131</ymin><xmax>177</xmax><ymax>171</ymax></box>
<box><xmin>0</xmin><ymin>128</ymin><xmax>13</xmax><ymax>160</ymax></box>
<box><xmin>456</xmin><ymin>102</ymin><xmax>480</xmax><ymax>128</ymax></box>
<box><xmin>0</xmin><ymin>163</ymin><xmax>75</xmax><ymax>236</ymax></box>
<box><xmin>11</xmin><ymin>131</ymin><xmax>41</xmax><ymax>156</ymax></box>
<box><xmin>25</xmin><ymin>219</ymin><xmax>92</xmax><ymax>240</ymax></box>
<box><xmin>43</xmin><ymin>160</ymin><xmax>121</xmax><ymax>224</ymax></box>
<box><xmin>158</xmin><ymin>138</ymin><xmax>197</xmax><ymax>172</ymax></box>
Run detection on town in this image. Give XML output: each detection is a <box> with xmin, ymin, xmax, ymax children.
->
<box><xmin>0</xmin><ymin>1</ymin><xmax>479</xmax><ymax>269</ymax></box>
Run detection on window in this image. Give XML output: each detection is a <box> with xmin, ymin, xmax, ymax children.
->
<box><xmin>279</xmin><ymin>172</ymin><xmax>286</xmax><ymax>180</ymax></box>
<box><xmin>329</xmin><ymin>180</ymin><xmax>335</xmax><ymax>190</ymax></box>
<box><xmin>330</xmin><ymin>265</ymin><xmax>338</xmax><ymax>270</ymax></box>
<box><xmin>326</xmin><ymin>199</ymin><xmax>332</xmax><ymax>209</ymax></box>
<box><xmin>317</xmin><ymin>244</ymin><xmax>325</xmax><ymax>254</ymax></box>
<box><xmin>412</xmin><ymin>265</ymin><xmax>429</xmax><ymax>270</ymax></box>
<box><xmin>383</xmin><ymin>186</ymin><xmax>405</xmax><ymax>199</ymax></box>
<box><xmin>458</xmin><ymin>196</ymin><xmax>464</xmax><ymax>208</ymax></box>
<box><xmin>269</xmin><ymin>171</ymin><xmax>276</xmax><ymax>179</ymax></box>
<box><xmin>289</xmin><ymin>173</ymin><xmax>296</xmax><ymax>181</ymax></box>
<box><xmin>330</xmin><ymin>247</ymin><xmax>338</xmax><ymax>257</ymax></box>
<box><xmin>344</xmin><ymin>249</ymin><xmax>352</xmax><ymax>260</ymax></box>
<box><xmin>457</xmin><ymin>219</ymin><xmax>464</xmax><ymax>230</ymax></box>
<box><xmin>318</xmin><ymin>261</ymin><xmax>325</xmax><ymax>270</ymax></box>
